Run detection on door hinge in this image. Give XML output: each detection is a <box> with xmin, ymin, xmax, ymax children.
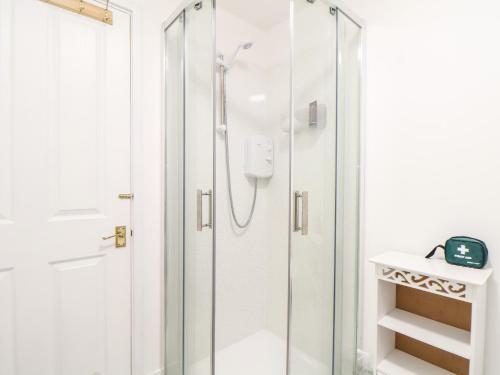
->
<box><xmin>41</xmin><ymin>0</ymin><xmax>113</xmax><ymax>25</ymax></box>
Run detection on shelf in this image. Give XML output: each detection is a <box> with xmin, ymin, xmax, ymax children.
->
<box><xmin>378</xmin><ymin>308</ymin><xmax>471</xmax><ymax>359</ymax></box>
<box><xmin>377</xmin><ymin>349</ymin><xmax>455</xmax><ymax>375</ymax></box>
<box><xmin>371</xmin><ymin>251</ymin><xmax>492</xmax><ymax>286</ymax></box>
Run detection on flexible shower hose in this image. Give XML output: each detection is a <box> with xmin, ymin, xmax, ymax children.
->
<box><xmin>224</xmin><ymin>127</ymin><xmax>258</xmax><ymax>229</ymax></box>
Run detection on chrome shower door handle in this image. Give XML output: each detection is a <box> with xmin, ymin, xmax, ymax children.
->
<box><xmin>302</xmin><ymin>191</ymin><xmax>308</xmax><ymax>235</ymax></box>
<box><xmin>197</xmin><ymin>189</ymin><xmax>213</xmax><ymax>231</ymax></box>
<box><xmin>294</xmin><ymin>191</ymin><xmax>309</xmax><ymax>235</ymax></box>
<box><xmin>294</xmin><ymin>191</ymin><xmax>301</xmax><ymax>233</ymax></box>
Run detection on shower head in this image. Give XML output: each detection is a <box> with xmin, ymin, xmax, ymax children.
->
<box><xmin>218</xmin><ymin>41</ymin><xmax>253</xmax><ymax>70</ymax></box>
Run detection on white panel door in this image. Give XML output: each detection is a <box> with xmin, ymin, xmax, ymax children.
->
<box><xmin>0</xmin><ymin>0</ymin><xmax>132</xmax><ymax>374</ymax></box>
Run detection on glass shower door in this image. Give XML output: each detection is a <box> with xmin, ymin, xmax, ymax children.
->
<box><xmin>165</xmin><ymin>2</ymin><xmax>215</xmax><ymax>375</ymax></box>
<box><xmin>289</xmin><ymin>2</ymin><xmax>362</xmax><ymax>375</ymax></box>
<box><xmin>184</xmin><ymin>2</ymin><xmax>214</xmax><ymax>375</ymax></box>
<box><xmin>289</xmin><ymin>1</ymin><xmax>337</xmax><ymax>374</ymax></box>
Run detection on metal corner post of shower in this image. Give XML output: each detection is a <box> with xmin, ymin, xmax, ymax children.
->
<box><xmin>163</xmin><ymin>0</ymin><xmax>364</xmax><ymax>374</ymax></box>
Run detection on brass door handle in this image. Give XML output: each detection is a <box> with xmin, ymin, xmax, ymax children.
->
<box><xmin>102</xmin><ymin>226</ymin><xmax>126</xmax><ymax>247</ymax></box>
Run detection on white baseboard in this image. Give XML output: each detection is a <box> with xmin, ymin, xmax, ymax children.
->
<box><xmin>149</xmin><ymin>369</ymin><xmax>164</xmax><ymax>375</ymax></box>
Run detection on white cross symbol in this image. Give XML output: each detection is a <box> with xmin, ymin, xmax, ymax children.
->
<box><xmin>457</xmin><ymin>245</ymin><xmax>470</xmax><ymax>255</ymax></box>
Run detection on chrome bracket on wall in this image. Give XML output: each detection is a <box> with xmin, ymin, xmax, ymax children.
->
<box><xmin>330</xmin><ymin>7</ymin><xmax>337</xmax><ymax>16</ymax></box>
<box><xmin>194</xmin><ymin>2</ymin><xmax>202</xmax><ymax>10</ymax></box>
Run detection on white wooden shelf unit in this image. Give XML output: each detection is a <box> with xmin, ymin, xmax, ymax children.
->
<box><xmin>371</xmin><ymin>251</ymin><xmax>493</xmax><ymax>375</ymax></box>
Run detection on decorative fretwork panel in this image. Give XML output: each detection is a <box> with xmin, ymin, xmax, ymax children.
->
<box><xmin>380</xmin><ymin>267</ymin><xmax>467</xmax><ymax>300</ymax></box>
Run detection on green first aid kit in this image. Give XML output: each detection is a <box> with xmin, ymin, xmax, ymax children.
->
<box><xmin>426</xmin><ymin>236</ymin><xmax>489</xmax><ymax>269</ymax></box>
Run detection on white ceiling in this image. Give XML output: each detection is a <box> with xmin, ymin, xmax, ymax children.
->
<box><xmin>217</xmin><ymin>0</ymin><xmax>290</xmax><ymax>30</ymax></box>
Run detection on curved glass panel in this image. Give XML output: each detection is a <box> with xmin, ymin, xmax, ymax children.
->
<box><xmin>289</xmin><ymin>1</ymin><xmax>337</xmax><ymax>374</ymax></box>
<box><xmin>164</xmin><ymin>2</ymin><xmax>215</xmax><ymax>375</ymax></box>
<box><xmin>184</xmin><ymin>2</ymin><xmax>215</xmax><ymax>375</ymax></box>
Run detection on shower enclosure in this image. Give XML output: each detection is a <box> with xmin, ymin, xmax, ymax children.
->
<box><xmin>163</xmin><ymin>0</ymin><xmax>363</xmax><ymax>374</ymax></box>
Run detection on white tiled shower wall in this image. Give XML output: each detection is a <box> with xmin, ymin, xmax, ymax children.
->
<box><xmin>215</xmin><ymin>7</ymin><xmax>289</xmax><ymax>350</ymax></box>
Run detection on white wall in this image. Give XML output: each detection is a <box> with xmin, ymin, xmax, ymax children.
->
<box><xmin>342</xmin><ymin>0</ymin><xmax>500</xmax><ymax>373</ymax></box>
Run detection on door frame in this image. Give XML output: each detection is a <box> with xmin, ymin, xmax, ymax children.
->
<box><xmin>92</xmin><ymin>1</ymin><xmax>144</xmax><ymax>374</ymax></box>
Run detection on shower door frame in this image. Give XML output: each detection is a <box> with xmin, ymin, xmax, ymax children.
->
<box><xmin>161</xmin><ymin>1</ymin><xmax>366</xmax><ymax>374</ymax></box>
<box><xmin>338</xmin><ymin>6</ymin><xmax>365</xmax><ymax>374</ymax></box>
